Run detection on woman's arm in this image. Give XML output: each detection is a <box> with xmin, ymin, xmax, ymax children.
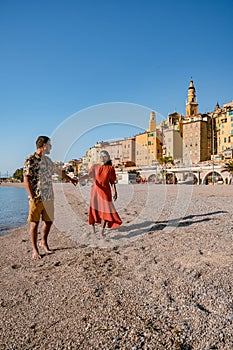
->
<box><xmin>78</xmin><ymin>174</ymin><xmax>89</xmax><ymax>182</ymax></box>
<box><xmin>111</xmin><ymin>182</ymin><xmax>117</xmax><ymax>201</ymax></box>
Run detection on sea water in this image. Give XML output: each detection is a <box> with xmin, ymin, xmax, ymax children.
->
<box><xmin>0</xmin><ymin>186</ymin><xmax>28</xmax><ymax>234</ymax></box>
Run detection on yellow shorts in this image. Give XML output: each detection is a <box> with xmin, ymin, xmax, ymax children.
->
<box><xmin>28</xmin><ymin>200</ymin><xmax>54</xmax><ymax>222</ymax></box>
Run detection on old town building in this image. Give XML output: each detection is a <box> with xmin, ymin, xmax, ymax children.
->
<box><xmin>182</xmin><ymin>114</ymin><xmax>212</xmax><ymax>165</ymax></box>
<box><xmin>162</xmin><ymin>112</ymin><xmax>184</xmax><ymax>162</ymax></box>
<box><xmin>135</xmin><ymin>111</ymin><xmax>162</xmax><ymax>167</ymax></box>
<box><xmin>182</xmin><ymin>80</ymin><xmax>212</xmax><ymax>165</ymax></box>
<box><xmin>215</xmin><ymin>100</ymin><xmax>233</xmax><ymax>160</ymax></box>
<box><xmin>78</xmin><ymin>80</ymin><xmax>232</xmax><ymax>171</ymax></box>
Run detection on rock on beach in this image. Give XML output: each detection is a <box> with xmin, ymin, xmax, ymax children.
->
<box><xmin>0</xmin><ymin>183</ymin><xmax>232</xmax><ymax>349</ymax></box>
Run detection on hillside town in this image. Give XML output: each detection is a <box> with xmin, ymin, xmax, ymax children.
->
<box><xmin>2</xmin><ymin>80</ymin><xmax>232</xmax><ymax>186</ymax></box>
<box><xmin>63</xmin><ymin>80</ymin><xmax>233</xmax><ymax>185</ymax></box>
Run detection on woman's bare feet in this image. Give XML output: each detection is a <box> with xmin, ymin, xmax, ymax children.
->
<box><xmin>32</xmin><ymin>250</ymin><xmax>41</xmax><ymax>260</ymax></box>
<box><xmin>92</xmin><ymin>224</ymin><xmax>97</xmax><ymax>234</ymax></box>
<box><xmin>100</xmin><ymin>229</ymin><xmax>106</xmax><ymax>239</ymax></box>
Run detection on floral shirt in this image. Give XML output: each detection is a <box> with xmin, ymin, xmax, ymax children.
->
<box><xmin>23</xmin><ymin>153</ymin><xmax>57</xmax><ymax>201</ymax></box>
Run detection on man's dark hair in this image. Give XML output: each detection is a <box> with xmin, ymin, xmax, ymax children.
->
<box><xmin>36</xmin><ymin>136</ymin><xmax>50</xmax><ymax>149</ymax></box>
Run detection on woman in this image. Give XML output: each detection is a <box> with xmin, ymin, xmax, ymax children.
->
<box><xmin>80</xmin><ymin>150</ymin><xmax>122</xmax><ymax>237</ymax></box>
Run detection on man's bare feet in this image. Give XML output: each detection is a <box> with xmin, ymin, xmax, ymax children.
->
<box><xmin>32</xmin><ymin>251</ymin><xmax>41</xmax><ymax>260</ymax></box>
<box><xmin>39</xmin><ymin>242</ymin><xmax>53</xmax><ymax>254</ymax></box>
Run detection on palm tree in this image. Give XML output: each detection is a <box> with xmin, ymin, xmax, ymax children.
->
<box><xmin>221</xmin><ymin>161</ymin><xmax>233</xmax><ymax>184</ymax></box>
<box><xmin>158</xmin><ymin>156</ymin><xmax>174</xmax><ymax>167</ymax></box>
<box><xmin>158</xmin><ymin>156</ymin><xmax>174</xmax><ymax>183</ymax></box>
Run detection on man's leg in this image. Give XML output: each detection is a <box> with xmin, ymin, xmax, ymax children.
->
<box><xmin>40</xmin><ymin>201</ymin><xmax>54</xmax><ymax>253</ymax></box>
<box><xmin>30</xmin><ymin>221</ymin><xmax>41</xmax><ymax>259</ymax></box>
<box><xmin>40</xmin><ymin>221</ymin><xmax>53</xmax><ymax>253</ymax></box>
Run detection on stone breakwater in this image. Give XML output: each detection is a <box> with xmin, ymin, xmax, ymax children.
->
<box><xmin>0</xmin><ymin>184</ymin><xmax>232</xmax><ymax>349</ymax></box>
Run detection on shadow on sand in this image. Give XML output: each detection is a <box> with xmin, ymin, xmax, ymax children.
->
<box><xmin>112</xmin><ymin>210</ymin><xmax>228</xmax><ymax>240</ymax></box>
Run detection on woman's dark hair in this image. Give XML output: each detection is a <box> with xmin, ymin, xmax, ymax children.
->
<box><xmin>105</xmin><ymin>160</ymin><xmax>112</xmax><ymax>166</ymax></box>
<box><xmin>36</xmin><ymin>136</ymin><xmax>50</xmax><ymax>149</ymax></box>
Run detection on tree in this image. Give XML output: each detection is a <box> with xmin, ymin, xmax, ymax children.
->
<box><xmin>158</xmin><ymin>156</ymin><xmax>174</xmax><ymax>167</ymax></box>
<box><xmin>221</xmin><ymin>161</ymin><xmax>233</xmax><ymax>184</ymax></box>
<box><xmin>128</xmin><ymin>169</ymin><xmax>141</xmax><ymax>181</ymax></box>
<box><xmin>13</xmin><ymin>168</ymin><xmax>24</xmax><ymax>182</ymax></box>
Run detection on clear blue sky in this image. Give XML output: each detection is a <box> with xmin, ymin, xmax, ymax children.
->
<box><xmin>0</xmin><ymin>0</ymin><xmax>233</xmax><ymax>176</ymax></box>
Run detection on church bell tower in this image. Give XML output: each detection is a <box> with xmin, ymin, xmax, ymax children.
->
<box><xmin>186</xmin><ymin>79</ymin><xmax>198</xmax><ymax>117</ymax></box>
<box><xmin>148</xmin><ymin>111</ymin><xmax>156</xmax><ymax>132</ymax></box>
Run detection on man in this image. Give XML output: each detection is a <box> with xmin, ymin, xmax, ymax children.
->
<box><xmin>23</xmin><ymin>136</ymin><xmax>78</xmax><ymax>260</ymax></box>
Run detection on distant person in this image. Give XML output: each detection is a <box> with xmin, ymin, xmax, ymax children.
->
<box><xmin>79</xmin><ymin>150</ymin><xmax>122</xmax><ymax>237</ymax></box>
<box><xmin>23</xmin><ymin>136</ymin><xmax>78</xmax><ymax>260</ymax></box>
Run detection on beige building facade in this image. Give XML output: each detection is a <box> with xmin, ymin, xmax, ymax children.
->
<box><xmin>104</xmin><ymin>140</ymin><xmax>123</xmax><ymax>167</ymax></box>
<box><xmin>162</xmin><ymin>112</ymin><xmax>184</xmax><ymax>161</ymax></box>
<box><xmin>122</xmin><ymin>137</ymin><xmax>136</xmax><ymax>165</ymax></box>
<box><xmin>135</xmin><ymin>112</ymin><xmax>162</xmax><ymax>167</ymax></box>
<box><xmin>215</xmin><ymin>101</ymin><xmax>233</xmax><ymax>160</ymax></box>
<box><xmin>182</xmin><ymin>115</ymin><xmax>212</xmax><ymax>165</ymax></box>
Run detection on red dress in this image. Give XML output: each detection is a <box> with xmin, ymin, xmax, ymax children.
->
<box><xmin>88</xmin><ymin>164</ymin><xmax>122</xmax><ymax>228</ymax></box>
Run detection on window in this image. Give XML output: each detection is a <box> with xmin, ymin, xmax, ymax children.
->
<box><xmin>190</xmin><ymin>142</ymin><xmax>192</xmax><ymax>146</ymax></box>
<box><xmin>229</xmin><ymin>110</ymin><xmax>233</xmax><ymax>116</ymax></box>
<box><xmin>224</xmin><ymin>137</ymin><xmax>226</xmax><ymax>143</ymax></box>
<box><xmin>190</xmin><ymin>150</ymin><xmax>192</xmax><ymax>155</ymax></box>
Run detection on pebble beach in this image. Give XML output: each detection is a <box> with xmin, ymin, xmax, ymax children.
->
<box><xmin>0</xmin><ymin>183</ymin><xmax>232</xmax><ymax>349</ymax></box>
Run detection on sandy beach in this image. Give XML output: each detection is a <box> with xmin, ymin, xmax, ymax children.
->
<box><xmin>0</xmin><ymin>183</ymin><xmax>232</xmax><ymax>349</ymax></box>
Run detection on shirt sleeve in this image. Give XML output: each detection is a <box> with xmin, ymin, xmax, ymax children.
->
<box><xmin>23</xmin><ymin>156</ymin><xmax>34</xmax><ymax>177</ymax></box>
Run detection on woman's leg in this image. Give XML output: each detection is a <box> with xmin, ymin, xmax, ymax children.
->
<box><xmin>100</xmin><ymin>219</ymin><xmax>107</xmax><ymax>237</ymax></box>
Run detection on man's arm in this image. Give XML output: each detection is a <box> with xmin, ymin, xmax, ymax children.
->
<box><xmin>24</xmin><ymin>175</ymin><xmax>34</xmax><ymax>200</ymax></box>
<box><xmin>61</xmin><ymin>170</ymin><xmax>78</xmax><ymax>186</ymax></box>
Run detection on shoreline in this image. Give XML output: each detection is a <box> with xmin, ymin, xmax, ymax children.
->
<box><xmin>0</xmin><ymin>183</ymin><xmax>28</xmax><ymax>236</ymax></box>
<box><xmin>0</xmin><ymin>182</ymin><xmax>25</xmax><ymax>188</ymax></box>
<box><xmin>0</xmin><ymin>184</ymin><xmax>232</xmax><ymax>349</ymax></box>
